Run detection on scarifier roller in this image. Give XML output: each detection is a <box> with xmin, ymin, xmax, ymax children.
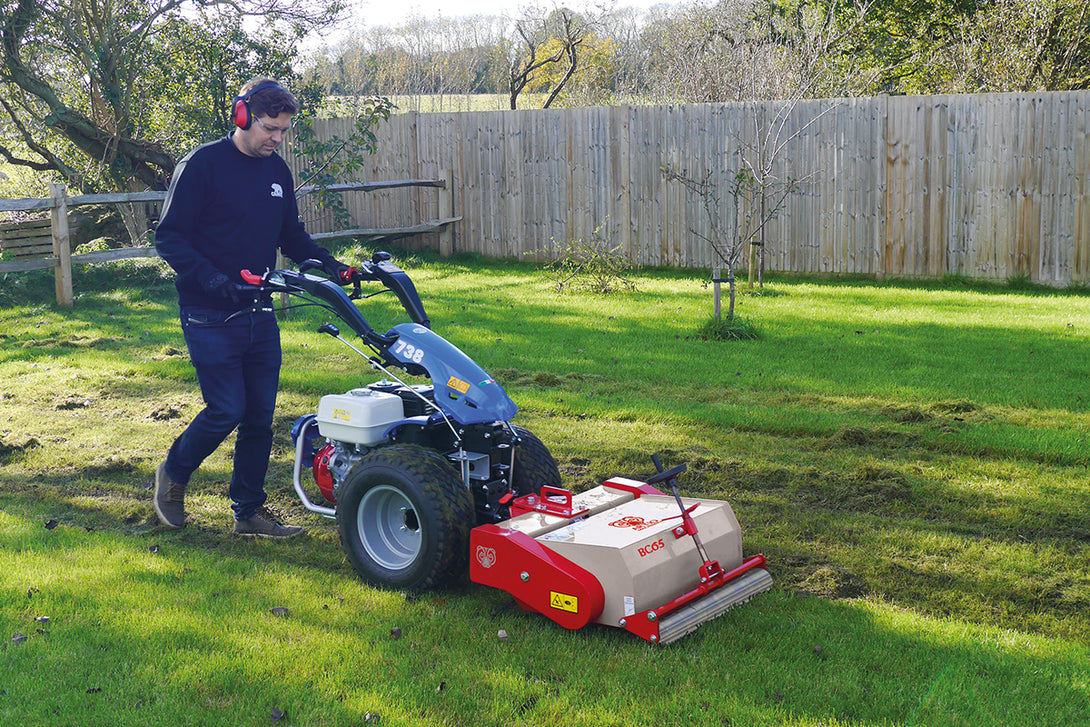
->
<box><xmin>470</xmin><ymin>461</ymin><xmax>773</xmax><ymax>644</ymax></box>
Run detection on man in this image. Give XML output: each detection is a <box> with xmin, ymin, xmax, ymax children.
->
<box><xmin>153</xmin><ymin>77</ymin><xmax>354</xmax><ymax>537</ymax></box>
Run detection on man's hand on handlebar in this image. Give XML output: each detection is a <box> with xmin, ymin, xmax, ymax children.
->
<box><xmin>202</xmin><ymin>272</ymin><xmax>241</xmax><ymax>304</ymax></box>
<box><xmin>323</xmin><ymin>259</ymin><xmax>362</xmax><ymax>286</ymax></box>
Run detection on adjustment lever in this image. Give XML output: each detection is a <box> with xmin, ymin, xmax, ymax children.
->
<box><xmin>647</xmin><ymin>463</ymin><xmax>687</xmax><ymax>485</ymax></box>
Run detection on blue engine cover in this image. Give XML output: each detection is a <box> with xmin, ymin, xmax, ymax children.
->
<box><xmin>385</xmin><ymin>322</ymin><xmax>518</xmax><ymax>425</ymax></box>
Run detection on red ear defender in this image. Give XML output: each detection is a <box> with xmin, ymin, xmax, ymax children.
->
<box><xmin>231</xmin><ymin>81</ymin><xmax>283</xmax><ymax>130</ymax></box>
<box><xmin>232</xmin><ymin>98</ymin><xmax>251</xmax><ymax>129</ymax></box>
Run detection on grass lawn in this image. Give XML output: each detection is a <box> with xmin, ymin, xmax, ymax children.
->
<box><xmin>0</xmin><ymin>250</ymin><xmax>1088</xmax><ymax>726</ymax></box>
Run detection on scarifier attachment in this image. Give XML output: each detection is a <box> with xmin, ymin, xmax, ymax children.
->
<box><xmin>470</xmin><ymin>476</ymin><xmax>772</xmax><ymax>644</ymax></box>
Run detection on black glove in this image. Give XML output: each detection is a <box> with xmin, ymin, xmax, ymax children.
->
<box><xmin>324</xmin><ymin>259</ymin><xmax>359</xmax><ymax>285</ymax></box>
<box><xmin>202</xmin><ymin>272</ymin><xmax>241</xmax><ymax>304</ymax></box>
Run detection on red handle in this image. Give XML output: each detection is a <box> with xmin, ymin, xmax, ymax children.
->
<box><xmin>240</xmin><ymin>269</ymin><xmax>263</xmax><ymax>285</ymax></box>
<box><xmin>338</xmin><ymin>266</ymin><xmax>360</xmax><ymax>284</ymax></box>
<box><xmin>540</xmin><ymin>486</ymin><xmax>573</xmax><ymax>508</ymax></box>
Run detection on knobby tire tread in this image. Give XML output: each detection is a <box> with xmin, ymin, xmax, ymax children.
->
<box><xmin>339</xmin><ymin>445</ymin><xmax>472</xmax><ymax>591</ymax></box>
<box><xmin>511</xmin><ymin>425</ymin><xmax>562</xmax><ymax>497</ymax></box>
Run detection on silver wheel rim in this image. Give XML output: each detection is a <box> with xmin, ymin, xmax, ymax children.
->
<box><xmin>358</xmin><ymin>485</ymin><xmax>422</xmax><ymax>570</ymax></box>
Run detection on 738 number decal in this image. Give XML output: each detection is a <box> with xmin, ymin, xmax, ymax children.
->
<box><xmin>392</xmin><ymin>339</ymin><xmax>425</xmax><ymax>364</ymax></box>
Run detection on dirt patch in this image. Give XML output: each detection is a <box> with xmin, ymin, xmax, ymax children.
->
<box><xmin>489</xmin><ymin>369</ymin><xmax>586</xmax><ymax>389</ymax></box>
<box><xmin>853</xmin><ymin>465</ymin><xmax>911</xmax><ymax>494</ymax></box>
<box><xmin>794</xmin><ymin>464</ymin><xmax>912</xmax><ymax>511</ymax></box>
<box><xmin>54</xmin><ymin>394</ymin><xmax>92</xmax><ymax>410</ymax></box>
<box><xmin>147</xmin><ymin>404</ymin><xmax>181</xmax><ymax>421</ymax></box>
<box><xmin>796</xmin><ymin>565</ymin><xmax>869</xmax><ymax>599</ymax></box>
<box><xmin>20</xmin><ymin>335</ymin><xmax>120</xmax><ymax>350</ymax></box>
<box><xmin>930</xmin><ymin>399</ymin><xmax>979</xmax><ymax>415</ymax></box>
<box><xmin>81</xmin><ymin>457</ymin><xmax>141</xmax><ymax>479</ymax></box>
<box><xmin>0</xmin><ymin>434</ymin><xmax>39</xmax><ymax>464</ymax></box>
<box><xmin>532</xmin><ymin>372</ymin><xmax>563</xmax><ymax>387</ymax></box>
<box><xmin>61</xmin><ymin>334</ymin><xmax>122</xmax><ymax>348</ymax></box>
<box><xmin>774</xmin><ymin>553</ymin><xmax>869</xmax><ymax>600</ymax></box>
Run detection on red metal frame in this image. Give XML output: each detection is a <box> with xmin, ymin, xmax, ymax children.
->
<box><xmin>509</xmin><ymin>485</ymin><xmax>590</xmax><ymax>519</ymax></box>
<box><xmin>600</xmin><ymin>478</ymin><xmax>665</xmax><ymax>498</ymax></box>
<box><xmin>470</xmin><ymin>524</ymin><xmax>605</xmax><ymax>630</ymax></box>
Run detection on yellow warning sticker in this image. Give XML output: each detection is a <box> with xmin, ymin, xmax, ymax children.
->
<box><xmin>550</xmin><ymin>591</ymin><xmax>579</xmax><ymax>613</ymax></box>
<box><xmin>447</xmin><ymin>376</ymin><xmax>471</xmax><ymax>394</ymax></box>
<box><xmin>332</xmin><ymin>408</ymin><xmax>352</xmax><ymax>422</ymax></box>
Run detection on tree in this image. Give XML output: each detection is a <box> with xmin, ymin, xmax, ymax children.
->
<box><xmin>657</xmin><ymin>1</ymin><xmax>875</xmax><ymax>321</ymax></box>
<box><xmin>663</xmin><ymin>144</ymin><xmax>803</xmax><ymax>323</ymax></box>
<box><xmin>307</xmin><ymin>14</ymin><xmax>509</xmax><ymax>110</ymax></box>
<box><xmin>142</xmin><ymin>13</ymin><xmax>306</xmax><ymax>149</ymax></box>
<box><xmin>533</xmin><ymin>30</ymin><xmax>617</xmax><ymax>107</ymax></box>
<box><xmin>506</xmin><ymin>7</ymin><xmax>598</xmax><ymax>109</ymax></box>
<box><xmin>290</xmin><ymin>95</ymin><xmax>394</xmax><ymax>231</ymax></box>
<box><xmin>0</xmin><ymin>0</ymin><xmax>342</xmax><ymax>194</ymax></box>
<box><xmin>925</xmin><ymin>0</ymin><xmax>1090</xmax><ymax>92</ymax></box>
<box><xmin>631</xmin><ymin>0</ymin><xmax>876</xmax><ymax>103</ymax></box>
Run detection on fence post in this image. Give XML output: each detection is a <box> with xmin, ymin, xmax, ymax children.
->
<box><xmin>712</xmin><ymin>266</ymin><xmax>722</xmax><ymax>321</ymax></box>
<box><xmin>438</xmin><ymin>168</ymin><xmax>454</xmax><ymax>257</ymax></box>
<box><xmin>49</xmin><ymin>183</ymin><xmax>74</xmax><ymax>306</ymax></box>
<box><xmin>276</xmin><ymin>250</ymin><xmax>289</xmax><ymax>318</ymax></box>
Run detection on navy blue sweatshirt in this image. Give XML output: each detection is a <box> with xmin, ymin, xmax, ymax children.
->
<box><xmin>155</xmin><ymin>135</ymin><xmax>336</xmax><ymax>309</ymax></box>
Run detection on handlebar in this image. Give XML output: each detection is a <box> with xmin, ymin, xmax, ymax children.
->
<box><xmin>248</xmin><ymin>254</ymin><xmax>429</xmax><ymax>327</ymax></box>
<box><xmin>237</xmin><ymin>252</ymin><xmax>428</xmax><ymax>354</ymax></box>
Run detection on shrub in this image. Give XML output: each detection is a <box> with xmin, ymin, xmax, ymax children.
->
<box><xmin>541</xmin><ymin>225</ymin><xmax>638</xmax><ymax>294</ymax></box>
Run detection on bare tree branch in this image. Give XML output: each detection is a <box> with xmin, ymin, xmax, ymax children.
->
<box><xmin>0</xmin><ymin>0</ymin><xmax>342</xmax><ymax>189</ymax></box>
<box><xmin>0</xmin><ymin>93</ymin><xmax>77</xmax><ymax>176</ymax></box>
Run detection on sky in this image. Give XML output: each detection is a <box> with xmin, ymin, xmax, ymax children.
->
<box><xmin>350</xmin><ymin>0</ymin><xmax>672</xmax><ymax>27</ymax></box>
<box><xmin>248</xmin><ymin>0</ymin><xmax>686</xmax><ymax>57</ymax></box>
<box><xmin>301</xmin><ymin>0</ymin><xmax>678</xmax><ymax>56</ymax></box>
<box><xmin>353</xmin><ymin>0</ymin><xmax>521</xmax><ymax>26</ymax></box>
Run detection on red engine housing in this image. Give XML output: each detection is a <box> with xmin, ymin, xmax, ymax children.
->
<box><xmin>313</xmin><ymin>442</ymin><xmax>337</xmax><ymax>503</ymax></box>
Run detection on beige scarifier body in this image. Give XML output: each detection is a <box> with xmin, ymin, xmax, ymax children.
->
<box><xmin>470</xmin><ymin>476</ymin><xmax>773</xmax><ymax>644</ymax></box>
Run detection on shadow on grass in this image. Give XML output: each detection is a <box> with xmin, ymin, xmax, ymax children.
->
<box><xmin>0</xmin><ymin>497</ymin><xmax>1086</xmax><ymax>727</ymax></box>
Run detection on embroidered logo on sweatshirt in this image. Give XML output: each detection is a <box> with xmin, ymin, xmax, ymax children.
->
<box><xmin>270</xmin><ymin>183</ymin><xmax>284</xmax><ymax>198</ymax></box>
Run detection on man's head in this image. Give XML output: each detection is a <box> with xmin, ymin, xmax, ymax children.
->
<box><xmin>231</xmin><ymin>77</ymin><xmax>299</xmax><ymax>159</ymax></box>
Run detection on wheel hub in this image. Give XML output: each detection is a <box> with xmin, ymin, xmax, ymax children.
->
<box><xmin>358</xmin><ymin>485</ymin><xmax>422</xmax><ymax>570</ymax></box>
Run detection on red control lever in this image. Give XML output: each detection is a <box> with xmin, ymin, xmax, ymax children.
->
<box><xmin>240</xmin><ymin>269</ymin><xmax>263</xmax><ymax>285</ymax></box>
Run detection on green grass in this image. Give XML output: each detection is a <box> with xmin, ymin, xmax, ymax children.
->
<box><xmin>1</xmin><ymin>254</ymin><xmax>1088</xmax><ymax>725</ymax></box>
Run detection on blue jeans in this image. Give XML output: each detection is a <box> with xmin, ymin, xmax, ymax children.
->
<box><xmin>165</xmin><ymin>307</ymin><xmax>281</xmax><ymax>521</ymax></box>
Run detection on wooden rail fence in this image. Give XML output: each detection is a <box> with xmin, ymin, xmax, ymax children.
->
<box><xmin>0</xmin><ymin>177</ymin><xmax>456</xmax><ymax>305</ymax></box>
<box><xmin>284</xmin><ymin>91</ymin><xmax>1090</xmax><ymax>286</ymax></box>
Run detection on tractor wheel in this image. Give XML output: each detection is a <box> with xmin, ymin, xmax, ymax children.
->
<box><xmin>510</xmin><ymin>425</ymin><xmax>562</xmax><ymax>496</ymax></box>
<box><xmin>337</xmin><ymin>445</ymin><xmax>472</xmax><ymax>591</ymax></box>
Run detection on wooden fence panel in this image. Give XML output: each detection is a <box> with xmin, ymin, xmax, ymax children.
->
<box><xmin>283</xmin><ymin>91</ymin><xmax>1090</xmax><ymax>286</ymax></box>
<box><xmin>1077</xmin><ymin>94</ymin><xmax>1090</xmax><ymax>279</ymax></box>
